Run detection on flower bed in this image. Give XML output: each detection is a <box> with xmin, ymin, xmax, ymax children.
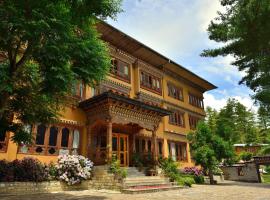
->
<box><xmin>0</xmin><ymin>155</ymin><xmax>93</xmax><ymax>185</ymax></box>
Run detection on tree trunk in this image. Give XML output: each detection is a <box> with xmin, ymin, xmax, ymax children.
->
<box><xmin>0</xmin><ymin>92</ymin><xmax>10</xmax><ymax>119</ymax></box>
<box><xmin>208</xmin><ymin>169</ymin><xmax>215</xmax><ymax>185</ymax></box>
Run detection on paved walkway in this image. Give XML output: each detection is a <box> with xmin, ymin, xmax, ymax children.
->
<box><xmin>2</xmin><ymin>181</ymin><xmax>270</xmax><ymax>200</ymax></box>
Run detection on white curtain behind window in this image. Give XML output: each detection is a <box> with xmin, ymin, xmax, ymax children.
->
<box><xmin>73</xmin><ymin>129</ymin><xmax>80</xmax><ymax>149</ymax></box>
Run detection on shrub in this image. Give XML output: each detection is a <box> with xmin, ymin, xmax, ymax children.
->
<box><xmin>45</xmin><ymin>162</ymin><xmax>58</xmax><ymax>180</ymax></box>
<box><xmin>159</xmin><ymin>158</ymin><xmax>194</xmax><ymax>187</ymax></box>
<box><xmin>239</xmin><ymin>152</ymin><xmax>253</xmax><ymax>161</ymax></box>
<box><xmin>109</xmin><ymin>155</ymin><xmax>127</xmax><ymax>179</ymax></box>
<box><xmin>0</xmin><ymin>157</ymin><xmax>47</xmax><ymax>182</ymax></box>
<box><xmin>193</xmin><ymin>175</ymin><xmax>205</xmax><ymax>184</ymax></box>
<box><xmin>57</xmin><ymin>155</ymin><xmax>93</xmax><ymax>185</ymax></box>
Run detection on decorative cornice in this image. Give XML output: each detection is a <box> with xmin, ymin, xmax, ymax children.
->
<box><xmin>58</xmin><ymin>118</ymin><xmax>85</xmax><ymax>126</ymax></box>
<box><xmin>99</xmin><ymin>79</ymin><xmax>131</xmax><ymax>96</ymax></box>
<box><xmin>136</xmin><ymin>60</ymin><xmax>164</xmax><ymax>78</ymax></box>
<box><xmin>109</xmin><ymin>45</ymin><xmax>136</xmax><ymax>63</ymax></box>
<box><xmin>136</xmin><ymin>91</ymin><xmax>163</xmax><ymax>107</ymax></box>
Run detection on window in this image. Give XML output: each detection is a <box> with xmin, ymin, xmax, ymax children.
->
<box><xmin>49</xmin><ymin>126</ymin><xmax>58</xmax><ymax>146</ymax></box>
<box><xmin>36</xmin><ymin>124</ymin><xmax>46</xmax><ymax>145</ymax></box>
<box><xmin>140</xmin><ymin>71</ymin><xmax>162</xmax><ymax>94</ymax></box>
<box><xmin>168</xmin><ymin>141</ymin><xmax>187</xmax><ymax>161</ymax></box>
<box><xmin>0</xmin><ymin>131</ymin><xmax>8</xmax><ymax>152</ymax></box>
<box><xmin>158</xmin><ymin>141</ymin><xmax>163</xmax><ymax>156</ymax></box>
<box><xmin>189</xmin><ymin>115</ymin><xmax>201</xmax><ymax>130</ymax></box>
<box><xmin>168</xmin><ymin>83</ymin><xmax>183</xmax><ymax>100</ymax></box>
<box><xmin>111</xmin><ymin>58</ymin><xmax>130</xmax><ymax>81</ymax></box>
<box><xmin>20</xmin><ymin>125</ymin><xmax>78</xmax><ymax>156</ymax></box>
<box><xmin>72</xmin><ymin>82</ymin><xmax>84</xmax><ymax>99</ymax></box>
<box><xmin>61</xmin><ymin>128</ymin><xmax>70</xmax><ymax>148</ymax></box>
<box><xmin>188</xmin><ymin>93</ymin><xmax>204</xmax><ymax>108</ymax></box>
<box><xmin>169</xmin><ymin>110</ymin><xmax>185</xmax><ymax>127</ymax></box>
<box><xmin>147</xmin><ymin>140</ymin><xmax>152</xmax><ymax>152</ymax></box>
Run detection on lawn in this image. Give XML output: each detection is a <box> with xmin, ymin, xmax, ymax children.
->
<box><xmin>262</xmin><ymin>174</ymin><xmax>270</xmax><ymax>183</ymax></box>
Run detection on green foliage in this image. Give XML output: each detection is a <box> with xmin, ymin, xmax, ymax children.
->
<box><xmin>158</xmin><ymin>158</ymin><xmax>194</xmax><ymax>187</ymax></box>
<box><xmin>0</xmin><ymin>0</ymin><xmax>122</xmax><ymax>143</ymax></box>
<box><xmin>177</xmin><ymin>176</ymin><xmax>195</xmax><ymax>187</ymax></box>
<box><xmin>193</xmin><ymin>175</ymin><xmax>205</xmax><ymax>184</ymax></box>
<box><xmin>202</xmin><ymin>0</ymin><xmax>270</xmax><ymax>107</ymax></box>
<box><xmin>239</xmin><ymin>151</ymin><xmax>253</xmax><ymax>161</ymax></box>
<box><xmin>206</xmin><ymin>99</ymin><xmax>262</xmax><ymax>145</ymax></box>
<box><xmin>188</xmin><ymin>121</ymin><xmax>234</xmax><ymax>184</ymax></box>
<box><xmin>258</xmin><ymin>145</ymin><xmax>270</xmax><ymax>156</ymax></box>
<box><xmin>109</xmin><ymin>155</ymin><xmax>127</xmax><ymax>179</ymax></box>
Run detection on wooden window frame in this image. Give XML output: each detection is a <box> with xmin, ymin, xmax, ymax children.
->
<box><xmin>168</xmin><ymin>140</ymin><xmax>188</xmax><ymax>162</ymax></box>
<box><xmin>169</xmin><ymin>110</ymin><xmax>185</xmax><ymax>127</ymax></box>
<box><xmin>140</xmin><ymin>70</ymin><xmax>162</xmax><ymax>95</ymax></box>
<box><xmin>167</xmin><ymin>82</ymin><xmax>184</xmax><ymax>101</ymax></box>
<box><xmin>18</xmin><ymin>124</ymin><xmax>81</xmax><ymax>156</ymax></box>
<box><xmin>188</xmin><ymin>93</ymin><xmax>204</xmax><ymax>109</ymax></box>
<box><xmin>188</xmin><ymin>115</ymin><xmax>201</xmax><ymax>130</ymax></box>
<box><xmin>110</xmin><ymin>58</ymin><xmax>131</xmax><ymax>83</ymax></box>
<box><xmin>0</xmin><ymin>132</ymin><xmax>9</xmax><ymax>153</ymax></box>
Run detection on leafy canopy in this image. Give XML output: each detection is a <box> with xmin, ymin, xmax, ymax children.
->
<box><xmin>0</xmin><ymin>0</ymin><xmax>122</xmax><ymax>143</ymax></box>
<box><xmin>202</xmin><ymin>0</ymin><xmax>270</xmax><ymax>106</ymax></box>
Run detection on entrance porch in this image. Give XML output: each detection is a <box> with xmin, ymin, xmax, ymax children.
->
<box><xmin>79</xmin><ymin>91</ymin><xmax>171</xmax><ymax>167</ymax></box>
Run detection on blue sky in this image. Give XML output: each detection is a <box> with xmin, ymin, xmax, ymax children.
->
<box><xmin>107</xmin><ymin>0</ymin><xmax>256</xmax><ymax>111</ymax></box>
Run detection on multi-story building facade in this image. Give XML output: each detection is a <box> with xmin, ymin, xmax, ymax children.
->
<box><xmin>0</xmin><ymin>21</ymin><xmax>216</xmax><ymax>167</ymax></box>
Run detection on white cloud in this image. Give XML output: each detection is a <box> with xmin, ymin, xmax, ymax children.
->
<box><xmin>204</xmin><ymin>93</ymin><xmax>257</xmax><ymax>112</ymax></box>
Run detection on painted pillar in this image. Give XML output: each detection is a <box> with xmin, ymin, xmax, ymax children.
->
<box><xmin>106</xmin><ymin>119</ymin><xmax>112</xmax><ymax>163</ymax></box>
<box><xmin>152</xmin><ymin>129</ymin><xmax>158</xmax><ymax>163</ymax></box>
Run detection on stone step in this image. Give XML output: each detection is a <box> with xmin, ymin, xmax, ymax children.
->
<box><xmin>124</xmin><ymin>181</ymin><xmax>171</xmax><ymax>187</ymax></box>
<box><xmin>122</xmin><ymin>185</ymin><xmax>184</xmax><ymax>194</ymax></box>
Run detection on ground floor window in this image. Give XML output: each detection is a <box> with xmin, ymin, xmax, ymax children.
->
<box><xmin>168</xmin><ymin>141</ymin><xmax>187</xmax><ymax>161</ymax></box>
<box><xmin>0</xmin><ymin>131</ymin><xmax>8</xmax><ymax>152</ymax></box>
<box><xmin>19</xmin><ymin>124</ymin><xmax>81</xmax><ymax>156</ymax></box>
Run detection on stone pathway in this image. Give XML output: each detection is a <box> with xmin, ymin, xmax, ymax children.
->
<box><xmin>2</xmin><ymin>181</ymin><xmax>270</xmax><ymax>200</ymax></box>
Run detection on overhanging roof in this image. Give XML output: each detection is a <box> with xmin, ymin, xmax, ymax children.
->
<box><xmin>96</xmin><ymin>21</ymin><xmax>217</xmax><ymax>92</ymax></box>
<box><xmin>79</xmin><ymin>91</ymin><xmax>172</xmax><ymax>117</ymax></box>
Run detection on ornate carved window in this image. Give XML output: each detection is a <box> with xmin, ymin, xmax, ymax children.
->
<box><xmin>140</xmin><ymin>70</ymin><xmax>162</xmax><ymax>94</ymax></box>
<box><xmin>189</xmin><ymin>115</ymin><xmax>201</xmax><ymax>130</ymax></box>
<box><xmin>188</xmin><ymin>93</ymin><xmax>204</xmax><ymax>109</ymax></box>
<box><xmin>19</xmin><ymin>124</ymin><xmax>80</xmax><ymax>156</ymax></box>
<box><xmin>167</xmin><ymin>82</ymin><xmax>183</xmax><ymax>101</ymax></box>
<box><xmin>169</xmin><ymin>110</ymin><xmax>185</xmax><ymax>127</ymax></box>
<box><xmin>110</xmin><ymin>58</ymin><xmax>130</xmax><ymax>82</ymax></box>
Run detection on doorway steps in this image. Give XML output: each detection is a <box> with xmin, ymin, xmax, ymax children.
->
<box><xmin>122</xmin><ymin>167</ymin><xmax>183</xmax><ymax>194</ymax></box>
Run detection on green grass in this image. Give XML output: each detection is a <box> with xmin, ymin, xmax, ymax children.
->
<box><xmin>262</xmin><ymin>174</ymin><xmax>270</xmax><ymax>183</ymax></box>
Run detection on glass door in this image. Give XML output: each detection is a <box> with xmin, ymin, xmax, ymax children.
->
<box><xmin>112</xmin><ymin>133</ymin><xmax>129</xmax><ymax>167</ymax></box>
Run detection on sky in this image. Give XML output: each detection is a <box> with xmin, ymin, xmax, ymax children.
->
<box><xmin>107</xmin><ymin>0</ymin><xmax>257</xmax><ymax>111</ymax></box>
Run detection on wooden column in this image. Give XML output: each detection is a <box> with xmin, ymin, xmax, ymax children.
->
<box><xmin>152</xmin><ymin>129</ymin><xmax>158</xmax><ymax>164</ymax></box>
<box><xmin>132</xmin><ymin>133</ymin><xmax>136</xmax><ymax>152</ymax></box>
<box><xmin>106</xmin><ymin>119</ymin><xmax>113</xmax><ymax>163</ymax></box>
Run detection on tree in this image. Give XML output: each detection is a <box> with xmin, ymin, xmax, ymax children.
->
<box><xmin>202</xmin><ymin>0</ymin><xmax>270</xmax><ymax>107</ymax></box>
<box><xmin>0</xmin><ymin>0</ymin><xmax>122</xmax><ymax>143</ymax></box>
<box><xmin>257</xmin><ymin>104</ymin><xmax>270</xmax><ymax>143</ymax></box>
<box><xmin>215</xmin><ymin>98</ymin><xmax>258</xmax><ymax>144</ymax></box>
<box><xmin>188</xmin><ymin>121</ymin><xmax>234</xmax><ymax>184</ymax></box>
<box><xmin>205</xmin><ymin>106</ymin><xmax>218</xmax><ymax>134</ymax></box>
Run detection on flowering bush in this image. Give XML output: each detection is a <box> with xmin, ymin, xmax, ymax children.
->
<box><xmin>183</xmin><ymin>167</ymin><xmax>203</xmax><ymax>176</ymax></box>
<box><xmin>56</xmin><ymin>155</ymin><xmax>93</xmax><ymax>185</ymax></box>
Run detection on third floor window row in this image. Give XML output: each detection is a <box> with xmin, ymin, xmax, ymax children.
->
<box><xmin>188</xmin><ymin>93</ymin><xmax>204</xmax><ymax>109</ymax></box>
